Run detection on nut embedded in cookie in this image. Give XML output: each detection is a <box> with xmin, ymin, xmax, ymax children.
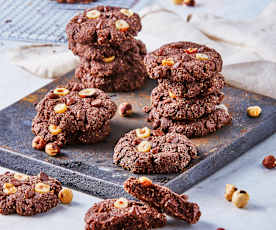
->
<box><xmin>137</xmin><ymin>140</ymin><xmax>152</xmax><ymax>152</ymax></box>
<box><xmin>139</xmin><ymin>177</ymin><xmax>152</xmax><ymax>187</ymax></box>
<box><xmin>3</xmin><ymin>183</ymin><xmax>17</xmax><ymax>195</ymax></box>
<box><xmin>162</xmin><ymin>58</ymin><xmax>175</xmax><ymax>66</ymax></box>
<box><xmin>49</xmin><ymin>124</ymin><xmax>62</xmax><ymax>135</ymax></box>
<box><xmin>136</xmin><ymin>127</ymin><xmax>151</xmax><ymax>138</ymax></box>
<box><xmin>86</xmin><ymin>10</ymin><xmax>101</xmax><ymax>19</ymax></box>
<box><xmin>120</xmin><ymin>9</ymin><xmax>134</xmax><ymax>17</ymax></box>
<box><xmin>103</xmin><ymin>56</ymin><xmax>115</xmax><ymax>63</ymax></box>
<box><xmin>35</xmin><ymin>183</ymin><xmax>50</xmax><ymax>194</ymax></box>
<box><xmin>196</xmin><ymin>53</ymin><xmax>209</xmax><ymax>60</ymax></box>
<box><xmin>115</xmin><ymin>19</ymin><xmax>130</xmax><ymax>32</ymax></box>
<box><xmin>54</xmin><ymin>103</ymin><xmax>67</xmax><ymax>114</ymax></box>
<box><xmin>114</xmin><ymin>198</ymin><xmax>129</xmax><ymax>209</ymax></box>
<box><xmin>14</xmin><ymin>173</ymin><xmax>29</xmax><ymax>181</ymax></box>
<box><xmin>54</xmin><ymin>88</ymin><xmax>70</xmax><ymax>96</ymax></box>
<box><xmin>79</xmin><ymin>88</ymin><xmax>97</xmax><ymax>98</ymax></box>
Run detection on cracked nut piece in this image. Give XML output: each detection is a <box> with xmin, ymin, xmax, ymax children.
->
<box><xmin>103</xmin><ymin>56</ymin><xmax>115</xmax><ymax>63</ymax></box>
<box><xmin>247</xmin><ymin>105</ymin><xmax>262</xmax><ymax>118</ymax></box>
<box><xmin>139</xmin><ymin>177</ymin><xmax>152</xmax><ymax>187</ymax></box>
<box><xmin>184</xmin><ymin>0</ymin><xmax>196</xmax><ymax>6</ymax></box>
<box><xmin>162</xmin><ymin>58</ymin><xmax>174</xmax><ymax>66</ymax></box>
<box><xmin>119</xmin><ymin>102</ymin><xmax>133</xmax><ymax>117</ymax></box>
<box><xmin>137</xmin><ymin>140</ymin><xmax>152</xmax><ymax>153</ymax></box>
<box><xmin>115</xmin><ymin>19</ymin><xmax>129</xmax><ymax>32</ymax></box>
<box><xmin>172</xmin><ymin>0</ymin><xmax>184</xmax><ymax>5</ymax></box>
<box><xmin>35</xmin><ymin>182</ymin><xmax>50</xmax><ymax>194</ymax></box>
<box><xmin>79</xmin><ymin>88</ymin><xmax>97</xmax><ymax>98</ymax></box>
<box><xmin>32</xmin><ymin>136</ymin><xmax>46</xmax><ymax>150</ymax></box>
<box><xmin>53</xmin><ymin>88</ymin><xmax>69</xmax><ymax>96</ymax></box>
<box><xmin>120</xmin><ymin>8</ymin><xmax>134</xmax><ymax>17</ymax></box>
<box><xmin>262</xmin><ymin>155</ymin><xmax>276</xmax><ymax>169</ymax></box>
<box><xmin>136</xmin><ymin>127</ymin><xmax>151</xmax><ymax>138</ymax></box>
<box><xmin>86</xmin><ymin>10</ymin><xmax>101</xmax><ymax>19</ymax></box>
<box><xmin>14</xmin><ymin>173</ymin><xmax>29</xmax><ymax>181</ymax></box>
<box><xmin>232</xmin><ymin>190</ymin><xmax>249</xmax><ymax>208</ymax></box>
<box><xmin>45</xmin><ymin>143</ymin><xmax>60</xmax><ymax>156</ymax></box>
<box><xmin>168</xmin><ymin>90</ymin><xmax>177</xmax><ymax>99</ymax></box>
<box><xmin>114</xmin><ymin>198</ymin><xmax>128</xmax><ymax>209</ymax></box>
<box><xmin>3</xmin><ymin>183</ymin><xmax>17</xmax><ymax>195</ymax></box>
<box><xmin>58</xmin><ymin>188</ymin><xmax>73</xmax><ymax>204</ymax></box>
<box><xmin>224</xmin><ymin>184</ymin><xmax>238</xmax><ymax>201</ymax></box>
<box><xmin>54</xmin><ymin>103</ymin><xmax>67</xmax><ymax>114</ymax></box>
<box><xmin>49</xmin><ymin>124</ymin><xmax>62</xmax><ymax>135</ymax></box>
<box><xmin>185</xmin><ymin>47</ymin><xmax>198</xmax><ymax>54</ymax></box>
<box><xmin>196</xmin><ymin>53</ymin><xmax>209</xmax><ymax>60</ymax></box>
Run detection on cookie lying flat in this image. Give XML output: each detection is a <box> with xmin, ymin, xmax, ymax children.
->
<box><xmin>32</xmin><ymin>82</ymin><xmax>117</xmax><ymax>147</ymax></box>
<box><xmin>113</xmin><ymin>127</ymin><xmax>198</xmax><ymax>174</ymax></box>
<box><xmin>158</xmin><ymin>72</ymin><xmax>225</xmax><ymax>99</ymax></box>
<box><xmin>0</xmin><ymin>172</ymin><xmax>62</xmax><ymax>216</ymax></box>
<box><xmin>144</xmin><ymin>41</ymin><xmax>222</xmax><ymax>83</ymax></box>
<box><xmin>148</xmin><ymin>105</ymin><xmax>232</xmax><ymax>138</ymax></box>
<box><xmin>147</xmin><ymin>84</ymin><xmax>224</xmax><ymax>121</ymax></box>
<box><xmin>84</xmin><ymin>198</ymin><xmax>167</xmax><ymax>230</ymax></box>
<box><xmin>66</xmin><ymin>6</ymin><xmax>142</xmax><ymax>45</ymax></box>
<box><xmin>124</xmin><ymin>177</ymin><xmax>201</xmax><ymax>224</ymax></box>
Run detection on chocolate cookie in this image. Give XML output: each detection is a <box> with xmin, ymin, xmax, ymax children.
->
<box><xmin>32</xmin><ymin>82</ymin><xmax>117</xmax><ymax>147</ymax></box>
<box><xmin>158</xmin><ymin>72</ymin><xmax>225</xmax><ymax>99</ymax></box>
<box><xmin>69</xmin><ymin>39</ymin><xmax>147</xmax><ymax>61</ymax></box>
<box><xmin>144</xmin><ymin>41</ymin><xmax>223</xmax><ymax>82</ymax></box>
<box><xmin>66</xmin><ymin>6</ymin><xmax>142</xmax><ymax>45</ymax></box>
<box><xmin>84</xmin><ymin>198</ymin><xmax>166</xmax><ymax>230</ymax></box>
<box><xmin>147</xmin><ymin>105</ymin><xmax>232</xmax><ymax>138</ymax></box>
<box><xmin>113</xmin><ymin>127</ymin><xmax>198</xmax><ymax>174</ymax></box>
<box><xmin>147</xmin><ymin>85</ymin><xmax>224</xmax><ymax>121</ymax></box>
<box><xmin>124</xmin><ymin>177</ymin><xmax>201</xmax><ymax>224</ymax></box>
<box><xmin>0</xmin><ymin>171</ymin><xmax>62</xmax><ymax>216</ymax></box>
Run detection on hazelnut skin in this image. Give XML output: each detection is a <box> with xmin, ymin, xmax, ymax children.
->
<box><xmin>32</xmin><ymin>136</ymin><xmax>46</xmax><ymax>150</ymax></box>
<box><xmin>262</xmin><ymin>155</ymin><xmax>276</xmax><ymax>169</ymax></box>
<box><xmin>119</xmin><ymin>103</ymin><xmax>133</xmax><ymax>117</ymax></box>
<box><xmin>232</xmin><ymin>190</ymin><xmax>250</xmax><ymax>208</ymax></box>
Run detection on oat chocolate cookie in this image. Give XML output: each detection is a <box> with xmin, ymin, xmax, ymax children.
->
<box><xmin>124</xmin><ymin>177</ymin><xmax>201</xmax><ymax>224</ymax></box>
<box><xmin>84</xmin><ymin>198</ymin><xmax>166</xmax><ymax>230</ymax></box>
<box><xmin>32</xmin><ymin>82</ymin><xmax>117</xmax><ymax>147</ymax></box>
<box><xmin>0</xmin><ymin>171</ymin><xmax>62</xmax><ymax>216</ymax></box>
<box><xmin>147</xmin><ymin>105</ymin><xmax>232</xmax><ymax>138</ymax></box>
<box><xmin>113</xmin><ymin>127</ymin><xmax>198</xmax><ymax>174</ymax></box>
<box><xmin>66</xmin><ymin>6</ymin><xmax>142</xmax><ymax>45</ymax></box>
<box><xmin>144</xmin><ymin>41</ymin><xmax>223</xmax><ymax>82</ymax></box>
<box><xmin>158</xmin><ymin>72</ymin><xmax>225</xmax><ymax>99</ymax></box>
<box><xmin>69</xmin><ymin>39</ymin><xmax>147</xmax><ymax>61</ymax></box>
<box><xmin>147</xmin><ymin>85</ymin><xmax>224</xmax><ymax>121</ymax></box>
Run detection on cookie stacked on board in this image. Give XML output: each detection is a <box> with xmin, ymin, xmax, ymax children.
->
<box><xmin>66</xmin><ymin>5</ymin><xmax>147</xmax><ymax>92</ymax></box>
<box><xmin>144</xmin><ymin>41</ymin><xmax>232</xmax><ymax>138</ymax></box>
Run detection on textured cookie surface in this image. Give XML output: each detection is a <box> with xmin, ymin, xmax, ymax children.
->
<box><xmin>113</xmin><ymin>128</ymin><xmax>198</xmax><ymax>174</ymax></box>
<box><xmin>84</xmin><ymin>198</ymin><xmax>166</xmax><ymax>230</ymax></box>
<box><xmin>124</xmin><ymin>177</ymin><xmax>201</xmax><ymax>224</ymax></box>
<box><xmin>32</xmin><ymin>82</ymin><xmax>117</xmax><ymax>146</ymax></box>
<box><xmin>144</xmin><ymin>41</ymin><xmax>222</xmax><ymax>82</ymax></box>
<box><xmin>66</xmin><ymin>6</ymin><xmax>142</xmax><ymax>45</ymax></box>
<box><xmin>0</xmin><ymin>172</ymin><xmax>62</xmax><ymax>216</ymax></box>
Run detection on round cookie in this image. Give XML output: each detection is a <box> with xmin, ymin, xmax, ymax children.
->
<box><xmin>147</xmin><ymin>85</ymin><xmax>224</xmax><ymax>121</ymax></box>
<box><xmin>158</xmin><ymin>72</ymin><xmax>225</xmax><ymax>99</ymax></box>
<box><xmin>84</xmin><ymin>198</ymin><xmax>166</xmax><ymax>230</ymax></box>
<box><xmin>144</xmin><ymin>41</ymin><xmax>223</xmax><ymax>82</ymax></box>
<box><xmin>113</xmin><ymin>128</ymin><xmax>198</xmax><ymax>174</ymax></box>
<box><xmin>147</xmin><ymin>105</ymin><xmax>232</xmax><ymax>138</ymax></box>
<box><xmin>32</xmin><ymin>82</ymin><xmax>117</xmax><ymax>147</ymax></box>
<box><xmin>0</xmin><ymin>171</ymin><xmax>62</xmax><ymax>216</ymax></box>
<box><xmin>66</xmin><ymin>6</ymin><xmax>142</xmax><ymax>45</ymax></box>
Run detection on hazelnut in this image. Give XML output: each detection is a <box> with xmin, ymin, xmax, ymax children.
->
<box><xmin>54</xmin><ymin>103</ymin><xmax>67</xmax><ymax>114</ymax></box>
<box><xmin>58</xmin><ymin>188</ymin><xmax>73</xmax><ymax>204</ymax></box>
<box><xmin>114</xmin><ymin>198</ymin><xmax>128</xmax><ymax>209</ymax></box>
<box><xmin>3</xmin><ymin>183</ymin><xmax>17</xmax><ymax>195</ymax></box>
<box><xmin>247</xmin><ymin>106</ymin><xmax>262</xmax><ymax>118</ymax></box>
<box><xmin>217</xmin><ymin>228</ymin><xmax>225</xmax><ymax>230</ymax></box>
<box><xmin>32</xmin><ymin>136</ymin><xmax>46</xmax><ymax>150</ymax></box>
<box><xmin>86</xmin><ymin>10</ymin><xmax>101</xmax><ymax>19</ymax></box>
<box><xmin>232</xmin><ymin>190</ymin><xmax>250</xmax><ymax>208</ymax></box>
<box><xmin>262</xmin><ymin>155</ymin><xmax>276</xmax><ymax>169</ymax></box>
<box><xmin>115</xmin><ymin>19</ymin><xmax>129</xmax><ymax>32</ymax></box>
<box><xmin>49</xmin><ymin>124</ymin><xmax>62</xmax><ymax>135</ymax></box>
<box><xmin>168</xmin><ymin>90</ymin><xmax>177</xmax><ymax>99</ymax></box>
<box><xmin>45</xmin><ymin>143</ymin><xmax>60</xmax><ymax>156</ymax></box>
<box><xmin>120</xmin><ymin>8</ymin><xmax>134</xmax><ymax>17</ymax></box>
<box><xmin>184</xmin><ymin>0</ymin><xmax>196</xmax><ymax>6</ymax></box>
<box><xmin>53</xmin><ymin>88</ymin><xmax>69</xmax><ymax>96</ymax></box>
<box><xmin>119</xmin><ymin>102</ymin><xmax>133</xmax><ymax>117</ymax></box>
<box><xmin>172</xmin><ymin>0</ymin><xmax>184</xmax><ymax>5</ymax></box>
<box><xmin>79</xmin><ymin>88</ymin><xmax>97</xmax><ymax>98</ymax></box>
<box><xmin>14</xmin><ymin>173</ymin><xmax>29</xmax><ymax>181</ymax></box>
<box><xmin>162</xmin><ymin>58</ymin><xmax>174</xmax><ymax>66</ymax></box>
<box><xmin>224</xmin><ymin>184</ymin><xmax>237</xmax><ymax>201</ymax></box>
<box><xmin>185</xmin><ymin>47</ymin><xmax>198</xmax><ymax>54</ymax></box>
<box><xmin>137</xmin><ymin>140</ymin><xmax>152</xmax><ymax>153</ymax></box>
<box><xmin>35</xmin><ymin>182</ymin><xmax>50</xmax><ymax>194</ymax></box>
<box><xmin>196</xmin><ymin>53</ymin><xmax>209</xmax><ymax>60</ymax></box>
<box><xmin>139</xmin><ymin>177</ymin><xmax>152</xmax><ymax>187</ymax></box>
<box><xmin>136</xmin><ymin>127</ymin><xmax>151</xmax><ymax>139</ymax></box>
<box><xmin>103</xmin><ymin>56</ymin><xmax>115</xmax><ymax>63</ymax></box>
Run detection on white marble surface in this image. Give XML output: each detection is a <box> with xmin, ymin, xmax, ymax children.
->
<box><xmin>0</xmin><ymin>0</ymin><xmax>275</xmax><ymax>229</ymax></box>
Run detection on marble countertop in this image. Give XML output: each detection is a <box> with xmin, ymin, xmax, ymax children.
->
<box><xmin>0</xmin><ymin>0</ymin><xmax>275</xmax><ymax>229</ymax></box>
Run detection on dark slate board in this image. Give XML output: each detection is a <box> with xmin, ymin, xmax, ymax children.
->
<box><xmin>0</xmin><ymin>74</ymin><xmax>275</xmax><ymax>198</ymax></box>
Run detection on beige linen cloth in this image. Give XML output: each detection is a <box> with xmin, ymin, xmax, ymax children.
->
<box><xmin>8</xmin><ymin>1</ymin><xmax>276</xmax><ymax>99</ymax></box>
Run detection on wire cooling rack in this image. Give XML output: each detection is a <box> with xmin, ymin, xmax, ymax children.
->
<box><xmin>0</xmin><ymin>0</ymin><xmax>150</xmax><ymax>44</ymax></box>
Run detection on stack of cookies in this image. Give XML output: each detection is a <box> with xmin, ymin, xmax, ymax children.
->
<box><xmin>66</xmin><ymin>6</ymin><xmax>147</xmax><ymax>92</ymax></box>
<box><xmin>144</xmin><ymin>41</ymin><xmax>232</xmax><ymax>138</ymax></box>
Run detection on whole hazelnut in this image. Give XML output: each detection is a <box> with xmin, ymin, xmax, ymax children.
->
<box><xmin>119</xmin><ymin>102</ymin><xmax>133</xmax><ymax>117</ymax></box>
<box><xmin>45</xmin><ymin>143</ymin><xmax>60</xmax><ymax>156</ymax></box>
<box><xmin>172</xmin><ymin>0</ymin><xmax>184</xmax><ymax>5</ymax></box>
<box><xmin>262</xmin><ymin>155</ymin><xmax>276</xmax><ymax>169</ymax></box>
<box><xmin>247</xmin><ymin>105</ymin><xmax>262</xmax><ymax>118</ymax></box>
<box><xmin>184</xmin><ymin>0</ymin><xmax>196</xmax><ymax>6</ymax></box>
<box><xmin>32</xmin><ymin>136</ymin><xmax>46</xmax><ymax>150</ymax></box>
<box><xmin>224</xmin><ymin>184</ymin><xmax>238</xmax><ymax>201</ymax></box>
<box><xmin>232</xmin><ymin>190</ymin><xmax>250</xmax><ymax>208</ymax></box>
<box><xmin>58</xmin><ymin>188</ymin><xmax>73</xmax><ymax>204</ymax></box>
